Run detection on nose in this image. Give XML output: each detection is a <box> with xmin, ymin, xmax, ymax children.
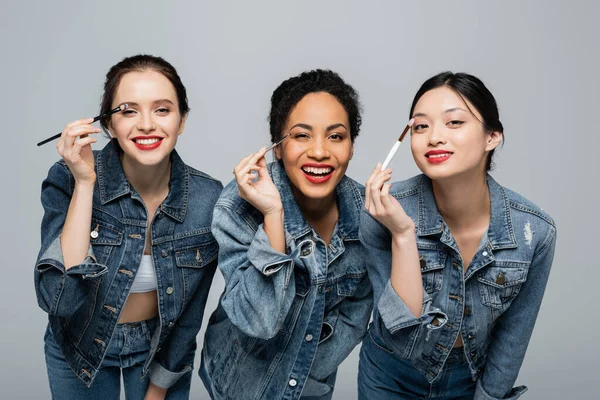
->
<box><xmin>137</xmin><ymin>112</ymin><xmax>156</xmax><ymax>132</ymax></box>
<box><xmin>306</xmin><ymin>136</ymin><xmax>330</xmax><ymax>160</ymax></box>
<box><xmin>428</xmin><ymin>123</ymin><xmax>447</xmax><ymax>146</ymax></box>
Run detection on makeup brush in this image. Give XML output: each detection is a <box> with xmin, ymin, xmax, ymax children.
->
<box><xmin>265</xmin><ymin>133</ymin><xmax>291</xmax><ymax>152</ymax></box>
<box><xmin>381</xmin><ymin>118</ymin><xmax>414</xmax><ymax>170</ymax></box>
<box><xmin>37</xmin><ymin>103</ymin><xmax>129</xmax><ymax>146</ymax></box>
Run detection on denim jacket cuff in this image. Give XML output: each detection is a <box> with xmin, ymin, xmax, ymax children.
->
<box><xmin>148</xmin><ymin>360</ymin><xmax>193</xmax><ymax>389</ymax></box>
<box><xmin>474</xmin><ymin>379</ymin><xmax>528</xmax><ymax>400</ymax></box>
<box><xmin>247</xmin><ymin>223</ymin><xmax>294</xmax><ymax>276</ymax></box>
<box><xmin>378</xmin><ymin>280</ymin><xmax>447</xmax><ymax>334</ymax></box>
<box><xmin>35</xmin><ymin>236</ymin><xmax>99</xmax><ymax>276</ymax></box>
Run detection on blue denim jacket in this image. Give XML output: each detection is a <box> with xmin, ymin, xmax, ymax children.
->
<box><xmin>201</xmin><ymin>161</ymin><xmax>373</xmax><ymax>400</ymax></box>
<box><xmin>360</xmin><ymin>174</ymin><xmax>556</xmax><ymax>400</ymax></box>
<box><xmin>34</xmin><ymin>140</ymin><xmax>222</xmax><ymax>388</ymax></box>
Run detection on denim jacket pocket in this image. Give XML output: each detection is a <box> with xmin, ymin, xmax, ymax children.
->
<box><xmin>175</xmin><ymin>237</ymin><xmax>218</xmax><ymax>269</ymax></box>
<box><xmin>90</xmin><ymin>219</ymin><xmax>123</xmax><ymax>264</ymax></box>
<box><xmin>477</xmin><ymin>264</ymin><xmax>529</xmax><ymax>309</ymax></box>
<box><xmin>337</xmin><ymin>270</ymin><xmax>366</xmax><ymax>297</ymax></box>
<box><xmin>418</xmin><ymin>250</ymin><xmax>446</xmax><ymax>294</ymax></box>
<box><xmin>175</xmin><ymin>235</ymin><xmax>218</xmax><ymax>304</ymax></box>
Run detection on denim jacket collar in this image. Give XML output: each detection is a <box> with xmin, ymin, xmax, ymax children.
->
<box><xmin>416</xmin><ymin>174</ymin><xmax>517</xmax><ymax>250</ymax></box>
<box><xmin>96</xmin><ymin>140</ymin><xmax>189</xmax><ymax>222</ymax></box>
<box><xmin>268</xmin><ymin>161</ymin><xmax>363</xmax><ymax>241</ymax></box>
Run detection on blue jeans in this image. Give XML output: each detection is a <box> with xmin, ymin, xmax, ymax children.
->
<box><xmin>358</xmin><ymin>331</ymin><xmax>476</xmax><ymax>400</ymax></box>
<box><xmin>199</xmin><ymin>358</ymin><xmax>336</xmax><ymax>400</ymax></box>
<box><xmin>44</xmin><ymin>318</ymin><xmax>191</xmax><ymax>399</ymax></box>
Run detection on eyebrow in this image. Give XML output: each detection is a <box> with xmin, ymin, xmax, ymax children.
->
<box><xmin>412</xmin><ymin>107</ymin><xmax>468</xmax><ymax>119</ymax></box>
<box><xmin>289</xmin><ymin>123</ymin><xmax>348</xmax><ymax>131</ymax></box>
<box><xmin>118</xmin><ymin>99</ymin><xmax>175</xmax><ymax>107</ymax></box>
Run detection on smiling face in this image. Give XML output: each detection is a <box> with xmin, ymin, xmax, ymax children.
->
<box><xmin>108</xmin><ymin>70</ymin><xmax>186</xmax><ymax>168</ymax></box>
<box><xmin>410</xmin><ymin>86</ymin><xmax>502</xmax><ymax>181</ymax></box>
<box><xmin>274</xmin><ymin>92</ymin><xmax>354</xmax><ymax>204</ymax></box>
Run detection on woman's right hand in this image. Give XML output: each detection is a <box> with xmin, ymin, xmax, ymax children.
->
<box><xmin>365</xmin><ymin>164</ymin><xmax>415</xmax><ymax>236</ymax></box>
<box><xmin>57</xmin><ymin>118</ymin><xmax>101</xmax><ymax>186</ymax></box>
<box><xmin>234</xmin><ymin>148</ymin><xmax>283</xmax><ymax>216</ymax></box>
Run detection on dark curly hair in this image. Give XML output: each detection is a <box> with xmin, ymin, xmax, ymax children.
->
<box><xmin>99</xmin><ymin>54</ymin><xmax>189</xmax><ymax>132</ymax></box>
<box><xmin>268</xmin><ymin>69</ymin><xmax>362</xmax><ymax>143</ymax></box>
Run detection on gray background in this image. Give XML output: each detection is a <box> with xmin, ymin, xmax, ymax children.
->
<box><xmin>1</xmin><ymin>0</ymin><xmax>597</xmax><ymax>398</ymax></box>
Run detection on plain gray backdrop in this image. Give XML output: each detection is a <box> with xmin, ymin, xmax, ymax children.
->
<box><xmin>1</xmin><ymin>0</ymin><xmax>597</xmax><ymax>398</ymax></box>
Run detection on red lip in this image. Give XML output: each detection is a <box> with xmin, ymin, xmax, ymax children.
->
<box><xmin>425</xmin><ymin>150</ymin><xmax>453</xmax><ymax>164</ymax></box>
<box><xmin>425</xmin><ymin>150</ymin><xmax>453</xmax><ymax>156</ymax></box>
<box><xmin>301</xmin><ymin>163</ymin><xmax>334</xmax><ymax>184</ymax></box>
<box><xmin>132</xmin><ymin>136</ymin><xmax>163</xmax><ymax>151</ymax></box>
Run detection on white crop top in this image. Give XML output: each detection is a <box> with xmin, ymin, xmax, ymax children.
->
<box><xmin>130</xmin><ymin>255</ymin><xmax>157</xmax><ymax>293</ymax></box>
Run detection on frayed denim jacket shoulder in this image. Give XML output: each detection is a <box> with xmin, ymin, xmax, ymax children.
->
<box><xmin>34</xmin><ymin>140</ymin><xmax>222</xmax><ymax>388</ymax></box>
<box><xmin>201</xmin><ymin>161</ymin><xmax>373</xmax><ymax>400</ymax></box>
<box><xmin>360</xmin><ymin>174</ymin><xmax>556</xmax><ymax>400</ymax></box>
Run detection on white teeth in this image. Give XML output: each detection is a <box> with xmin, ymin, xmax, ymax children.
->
<box><xmin>135</xmin><ymin>138</ymin><xmax>160</xmax><ymax>145</ymax></box>
<box><xmin>428</xmin><ymin>153</ymin><xmax>451</xmax><ymax>158</ymax></box>
<box><xmin>302</xmin><ymin>166</ymin><xmax>333</xmax><ymax>175</ymax></box>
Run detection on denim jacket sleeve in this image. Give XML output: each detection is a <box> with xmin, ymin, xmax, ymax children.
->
<box><xmin>212</xmin><ymin>201</ymin><xmax>299</xmax><ymax>340</ymax></box>
<box><xmin>34</xmin><ymin>162</ymin><xmax>108</xmax><ymax>318</ymax></box>
<box><xmin>360</xmin><ymin>211</ymin><xmax>446</xmax><ymax>341</ymax></box>
<box><xmin>149</xmin><ymin>258</ymin><xmax>218</xmax><ymax>389</ymax></box>
<box><xmin>474</xmin><ymin>226</ymin><xmax>556</xmax><ymax>400</ymax></box>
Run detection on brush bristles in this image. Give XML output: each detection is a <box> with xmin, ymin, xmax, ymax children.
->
<box><xmin>398</xmin><ymin>118</ymin><xmax>415</xmax><ymax>142</ymax></box>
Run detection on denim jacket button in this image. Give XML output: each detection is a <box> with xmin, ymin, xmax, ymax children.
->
<box><xmin>166</xmin><ymin>287</ymin><xmax>174</xmax><ymax>295</ymax></box>
<box><xmin>90</xmin><ymin>230</ymin><xmax>99</xmax><ymax>239</ymax></box>
<box><xmin>464</xmin><ymin>307</ymin><xmax>472</xmax><ymax>316</ymax></box>
<box><xmin>482</xmin><ymin>251</ymin><xmax>488</xmax><ymax>256</ymax></box>
<box><xmin>289</xmin><ymin>379</ymin><xmax>297</xmax><ymax>387</ymax></box>
<box><xmin>305</xmin><ymin>334</ymin><xmax>313</xmax><ymax>342</ymax></box>
<box><xmin>467</xmin><ymin>334</ymin><xmax>474</xmax><ymax>340</ymax></box>
<box><xmin>161</xmin><ymin>249</ymin><xmax>169</xmax><ymax>258</ymax></box>
<box><xmin>496</xmin><ymin>272</ymin><xmax>505</xmax><ymax>285</ymax></box>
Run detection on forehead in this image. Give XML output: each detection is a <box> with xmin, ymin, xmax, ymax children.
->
<box><xmin>414</xmin><ymin>86</ymin><xmax>476</xmax><ymax>116</ymax></box>
<box><xmin>114</xmin><ymin>70</ymin><xmax>178</xmax><ymax>102</ymax></box>
<box><xmin>287</xmin><ymin>92</ymin><xmax>348</xmax><ymax>123</ymax></box>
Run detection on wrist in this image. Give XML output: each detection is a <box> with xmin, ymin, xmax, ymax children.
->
<box><xmin>74</xmin><ymin>176</ymin><xmax>96</xmax><ymax>189</ymax></box>
<box><xmin>391</xmin><ymin>229</ymin><xmax>416</xmax><ymax>246</ymax></box>
<box><xmin>263</xmin><ymin>207</ymin><xmax>284</xmax><ymax>220</ymax></box>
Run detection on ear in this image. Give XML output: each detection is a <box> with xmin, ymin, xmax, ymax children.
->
<box><xmin>106</xmin><ymin>120</ymin><xmax>115</xmax><ymax>138</ymax></box>
<box><xmin>177</xmin><ymin>113</ymin><xmax>188</xmax><ymax>136</ymax></box>
<box><xmin>349</xmin><ymin>143</ymin><xmax>354</xmax><ymax>160</ymax></box>
<box><xmin>273</xmin><ymin>144</ymin><xmax>282</xmax><ymax>160</ymax></box>
<box><xmin>485</xmin><ymin>131</ymin><xmax>502</xmax><ymax>152</ymax></box>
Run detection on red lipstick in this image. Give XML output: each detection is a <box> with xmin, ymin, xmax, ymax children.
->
<box><xmin>301</xmin><ymin>163</ymin><xmax>334</xmax><ymax>184</ymax></box>
<box><xmin>425</xmin><ymin>150</ymin><xmax>453</xmax><ymax>164</ymax></box>
<box><xmin>132</xmin><ymin>136</ymin><xmax>163</xmax><ymax>151</ymax></box>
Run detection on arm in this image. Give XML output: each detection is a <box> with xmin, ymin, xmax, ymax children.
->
<box><xmin>360</xmin><ymin>210</ymin><xmax>444</xmax><ymax>336</ymax></box>
<box><xmin>474</xmin><ymin>226</ymin><xmax>557</xmax><ymax>400</ymax></box>
<box><xmin>363</xmin><ymin>166</ymin><xmax>445</xmax><ymax>337</ymax></box>
<box><xmin>34</xmin><ymin>162</ymin><xmax>108</xmax><ymax>318</ymax></box>
<box><xmin>213</xmin><ymin>201</ymin><xmax>298</xmax><ymax>339</ymax></box>
<box><xmin>148</xmin><ymin>259</ymin><xmax>218</xmax><ymax>389</ymax></box>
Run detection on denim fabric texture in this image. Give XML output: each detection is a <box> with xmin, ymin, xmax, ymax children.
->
<box><xmin>35</xmin><ymin>140</ymin><xmax>222</xmax><ymax>389</ymax></box>
<box><xmin>201</xmin><ymin>161</ymin><xmax>373</xmax><ymax>400</ymax></box>
<box><xmin>359</xmin><ymin>174</ymin><xmax>556</xmax><ymax>400</ymax></box>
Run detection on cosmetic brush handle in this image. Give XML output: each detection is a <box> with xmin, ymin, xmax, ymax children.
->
<box><xmin>381</xmin><ymin>141</ymin><xmax>401</xmax><ymax>170</ymax></box>
<box><xmin>36</xmin><ymin>114</ymin><xmax>104</xmax><ymax>147</ymax></box>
